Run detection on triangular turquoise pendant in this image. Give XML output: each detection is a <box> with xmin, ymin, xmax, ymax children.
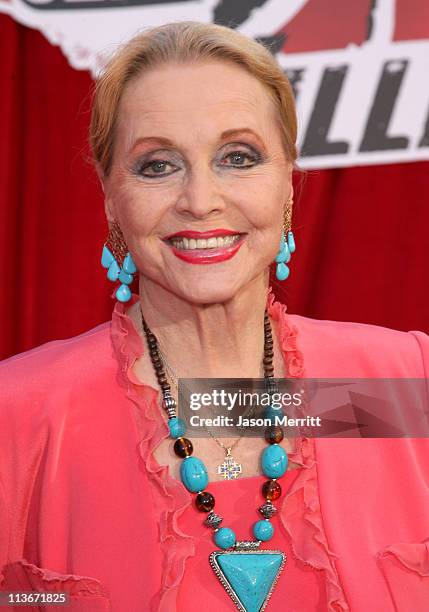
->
<box><xmin>209</xmin><ymin>547</ymin><xmax>286</xmax><ymax>611</ymax></box>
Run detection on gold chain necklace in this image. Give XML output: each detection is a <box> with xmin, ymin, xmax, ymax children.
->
<box><xmin>156</xmin><ymin>343</ymin><xmax>258</xmax><ymax>480</ymax></box>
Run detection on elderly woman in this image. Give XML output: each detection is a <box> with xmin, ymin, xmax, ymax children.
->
<box><xmin>1</xmin><ymin>20</ymin><xmax>428</xmax><ymax>612</ymax></box>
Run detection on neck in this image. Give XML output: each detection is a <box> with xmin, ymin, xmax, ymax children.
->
<box><xmin>133</xmin><ymin>274</ymin><xmax>272</xmax><ymax>379</ymax></box>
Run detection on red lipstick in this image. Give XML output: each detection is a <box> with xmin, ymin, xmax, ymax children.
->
<box><xmin>163</xmin><ymin>229</ymin><xmax>245</xmax><ymax>265</ymax></box>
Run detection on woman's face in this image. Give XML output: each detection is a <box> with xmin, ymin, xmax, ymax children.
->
<box><xmin>102</xmin><ymin>60</ymin><xmax>293</xmax><ymax>304</ymax></box>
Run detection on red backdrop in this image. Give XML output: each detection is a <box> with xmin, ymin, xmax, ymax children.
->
<box><xmin>1</xmin><ymin>14</ymin><xmax>429</xmax><ymax>361</ymax></box>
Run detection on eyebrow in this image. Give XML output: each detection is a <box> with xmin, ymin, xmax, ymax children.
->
<box><xmin>128</xmin><ymin>128</ymin><xmax>265</xmax><ymax>154</ymax></box>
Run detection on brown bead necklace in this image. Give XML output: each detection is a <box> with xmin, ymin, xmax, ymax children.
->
<box><xmin>155</xmin><ymin>345</ymin><xmax>260</xmax><ymax>479</ymax></box>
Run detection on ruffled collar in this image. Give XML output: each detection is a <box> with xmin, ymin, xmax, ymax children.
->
<box><xmin>109</xmin><ymin>288</ymin><xmax>349</xmax><ymax>611</ymax></box>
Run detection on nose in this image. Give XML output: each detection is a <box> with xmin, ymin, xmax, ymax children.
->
<box><xmin>174</xmin><ymin>164</ymin><xmax>226</xmax><ymax>219</ymax></box>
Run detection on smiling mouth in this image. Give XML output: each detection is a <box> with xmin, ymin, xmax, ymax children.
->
<box><xmin>168</xmin><ymin>234</ymin><xmax>242</xmax><ymax>250</ymax></box>
<box><xmin>163</xmin><ymin>231</ymin><xmax>246</xmax><ymax>264</ymax></box>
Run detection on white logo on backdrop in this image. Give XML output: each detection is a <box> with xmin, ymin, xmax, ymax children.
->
<box><xmin>1</xmin><ymin>0</ymin><xmax>428</xmax><ymax>169</ymax></box>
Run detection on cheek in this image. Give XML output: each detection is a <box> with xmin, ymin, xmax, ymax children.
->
<box><xmin>232</xmin><ymin>169</ymin><xmax>287</xmax><ymax>227</ymax></box>
<box><xmin>242</xmin><ymin>188</ymin><xmax>284</xmax><ymax>232</ymax></box>
<box><xmin>112</xmin><ymin>185</ymin><xmax>168</xmax><ymax>240</ymax></box>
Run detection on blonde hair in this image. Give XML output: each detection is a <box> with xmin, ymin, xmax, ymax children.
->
<box><xmin>89</xmin><ymin>20</ymin><xmax>298</xmax><ymax>176</ymax></box>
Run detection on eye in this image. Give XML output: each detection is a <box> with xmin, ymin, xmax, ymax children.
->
<box><xmin>137</xmin><ymin>159</ymin><xmax>179</xmax><ymax>178</ymax></box>
<box><xmin>220</xmin><ymin>149</ymin><xmax>260</xmax><ymax>168</ymax></box>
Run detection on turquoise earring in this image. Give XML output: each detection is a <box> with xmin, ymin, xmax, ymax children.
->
<box><xmin>275</xmin><ymin>197</ymin><xmax>295</xmax><ymax>281</ymax></box>
<box><xmin>101</xmin><ymin>224</ymin><xmax>137</xmax><ymax>302</ymax></box>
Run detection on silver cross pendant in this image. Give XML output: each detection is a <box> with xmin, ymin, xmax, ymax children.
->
<box><xmin>217</xmin><ymin>448</ymin><xmax>243</xmax><ymax>480</ymax></box>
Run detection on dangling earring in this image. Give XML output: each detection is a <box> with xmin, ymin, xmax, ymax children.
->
<box><xmin>275</xmin><ymin>196</ymin><xmax>295</xmax><ymax>281</ymax></box>
<box><xmin>101</xmin><ymin>221</ymin><xmax>137</xmax><ymax>303</ymax></box>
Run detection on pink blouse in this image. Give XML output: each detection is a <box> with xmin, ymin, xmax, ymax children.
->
<box><xmin>0</xmin><ymin>289</ymin><xmax>429</xmax><ymax>611</ymax></box>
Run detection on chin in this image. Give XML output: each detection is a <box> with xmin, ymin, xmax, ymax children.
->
<box><xmin>173</xmin><ymin>277</ymin><xmax>247</xmax><ymax>306</ymax></box>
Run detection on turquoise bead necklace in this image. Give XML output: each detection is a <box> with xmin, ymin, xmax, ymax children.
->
<box><xmin>154</xmin><ymin>348</ymin><xmax>260</xmax><ymax>480</ymax></box>
<box><xmin>141</xmin><ymin>308</ymin><xmax>289</xmax><ymax>612</ymax></box>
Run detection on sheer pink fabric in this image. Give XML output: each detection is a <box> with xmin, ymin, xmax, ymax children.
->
<box><xmin>0</xmin><ymin>289</ymin><xmax>428</xmax><ymax>611</ymax></box>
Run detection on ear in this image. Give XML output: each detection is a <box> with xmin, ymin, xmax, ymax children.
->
<box><xmin>284</xmin><ymin>161</ymin><xmax>293</xmax><ymax>198</ymax></box>
<box><xmin>285</xmin><ymin>164</ymin><xmax>294</xmax><ymax>205</ymax></box>
<box><xmin>95</xmin><ymin>162</ymin><xmax>105</xmax><ymax>192</ymax></box>
<box><xmin>95</xmin><ymin>163</ymin><xmax>116</xmax><ymax>224</ymax></box>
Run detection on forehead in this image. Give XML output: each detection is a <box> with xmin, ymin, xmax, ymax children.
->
<box><xmin>116</xmin><ymin>61</ymin><xmax>279</xmax><ymax>149</ymax></box>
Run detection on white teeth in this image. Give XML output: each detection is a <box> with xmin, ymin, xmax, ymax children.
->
<box><xmin>170</xmin><ymin>234</ymin><xmax>241</xmax><ymax>250</ymax></box>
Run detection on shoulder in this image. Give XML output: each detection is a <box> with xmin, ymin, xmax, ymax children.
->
<box><xmin>285</xmin><ymin>312</ymin><xmax>429</xmax><ymax>377</ymax></box>
<box><xmin>0</xmin><ymin>321</ymin><xmax>114</xmax><ymax>412</ymax></box>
